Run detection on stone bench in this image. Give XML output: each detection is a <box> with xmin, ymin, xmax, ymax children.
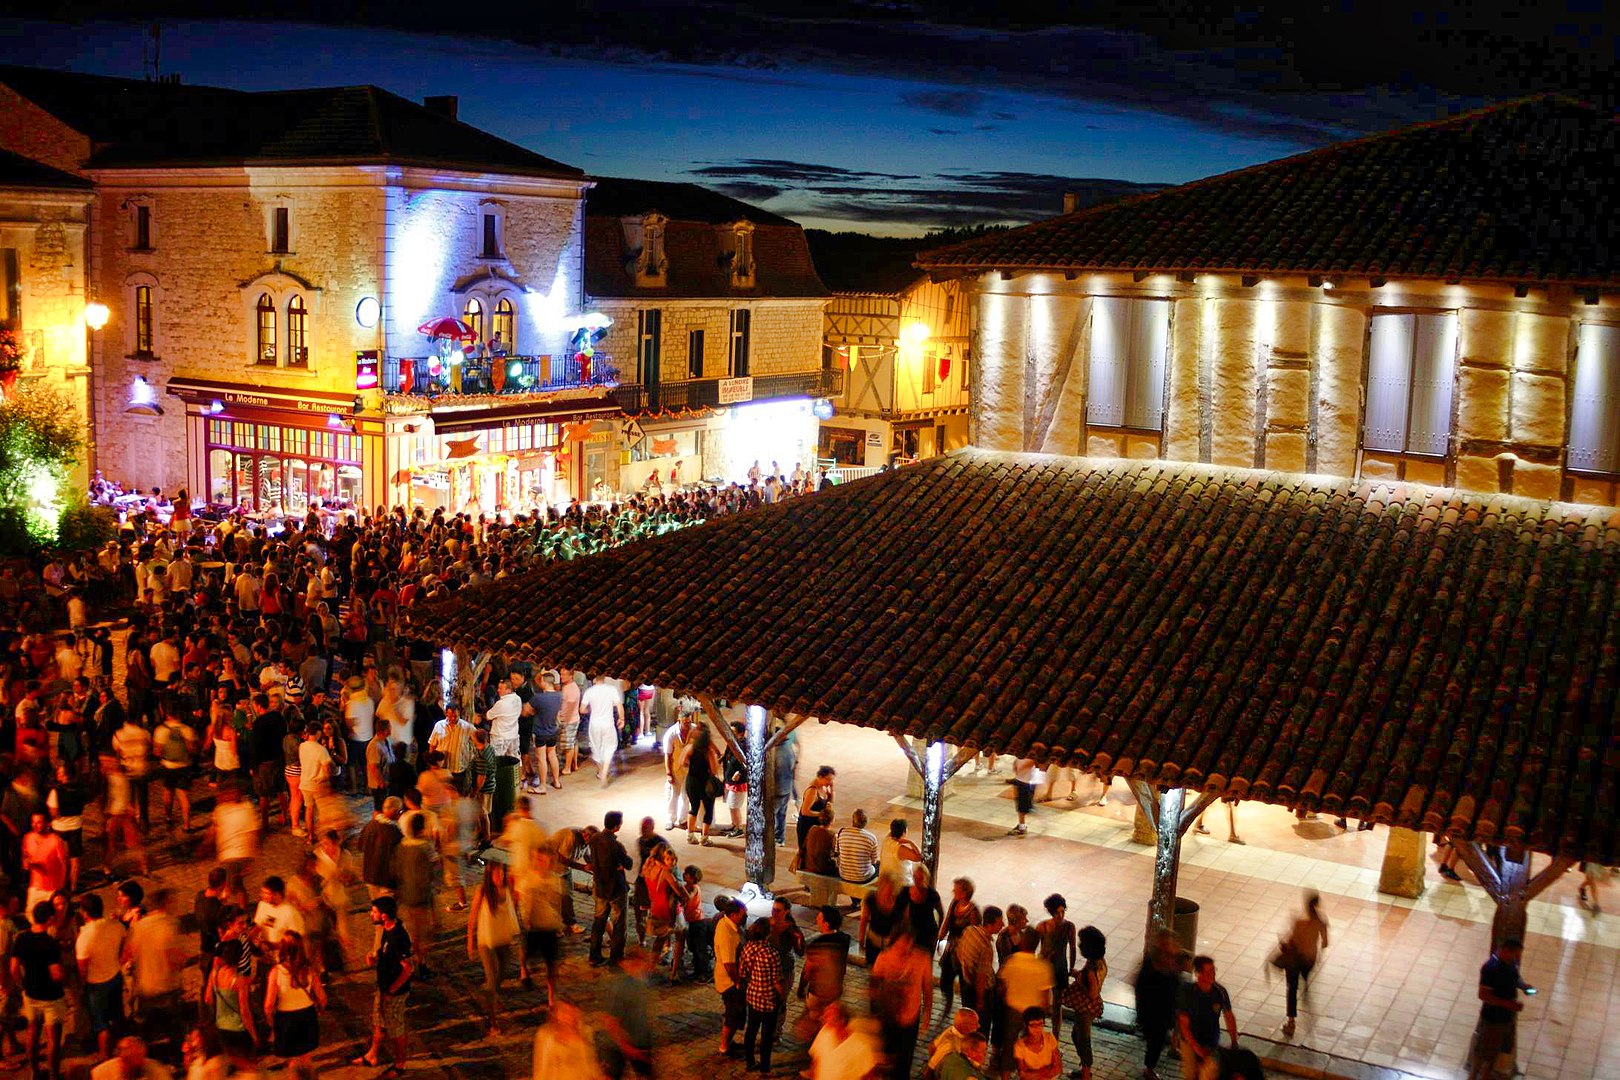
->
<box><xmin>795</xmin><ymin>869</ymin><xmax>876</xmax><ymax>907</ymax></box>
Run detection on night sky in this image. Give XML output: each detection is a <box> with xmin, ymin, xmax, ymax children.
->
<box><xmin>9</xmin><ymin>4</ymin><xmax>1616</xmax><ymax>236</ymax></box>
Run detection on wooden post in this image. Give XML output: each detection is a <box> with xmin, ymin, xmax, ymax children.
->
<box><xmin>744</xmin><ymin>705</ymin><xmax>771</xmax><ymax>890</ymax></box>
<box><xmin>1130</xmin><ymin>781</ymin><xmax>1219</xmax><ymax>949</ymax></box>
<box><xmin>1456</xmin><ymin>843</ymin><xmax>1575</xmax><ymax>950</ymax></box>
<box><xmin>894</xmin><ymin>738</ymin><xmax>976</xmax><ymax>885</ymax></box>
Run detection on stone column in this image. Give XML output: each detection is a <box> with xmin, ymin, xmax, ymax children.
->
<box><xmin>1376</xmin><ymin>827</ymin><xmax>1427</xmax><ymax>899</ymax></box>
<box><xmin>1131</xmin><ymin>803</ymin><xmax>1158</xmax><ymax>846</ymax></box>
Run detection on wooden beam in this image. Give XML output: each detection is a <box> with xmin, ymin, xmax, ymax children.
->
<box><xmin>1178</xmin><ymin>791</ymin><xmax>1221</xmax><ymax>836</ymax></box>
<box><xmin>893</xmin><ymin>733</ymin><xmax>926</xmax><ymax>777</ymax></box>
<box><xmin>1128</xmin><ymin>779</ymin><xmax>1160</xmax><ymax>825</ymax></box>
<box><xmin>763</xmin><ymin>713</ymin><xmax>809</xmax><ymax>753</ymax></box>
<box><xmin>943</xmin><ymin>744</ymin><xmax>979</xmax><ymax>782</ymax></box>
<box><xmin>697</xmin><ymin>696</ymin><xmax>748</xmax><ymax>763</ymax></box>
<box><xmin>1525</xmin><ymin>855</ymin><xmax>1576</xmax><ymax>902</ymax></box>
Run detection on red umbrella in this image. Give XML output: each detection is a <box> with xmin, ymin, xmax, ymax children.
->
<box><xmin>417</xmin><ymin>317</ymin><xmax>478</xmax><ymax>342</ymax></box>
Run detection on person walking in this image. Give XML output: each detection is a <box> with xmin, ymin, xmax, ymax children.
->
<box><xmin>1133</xmin><ymin>929</ymin><xmax>1182</xmax><ymax>1080</ymax></box>
<box><xmin>796</xmin><ymin>905</ymin><xmax>852</xmax><ymax>1042</ymax></box>
<box><xmin>75</xmin><ymin>893</ymin><xmax>127</xmax><ymax>1061</ymax></box>
<box><xmin>391</xmin><ymin>813</ymin><xmax>437</xmax><ymax>977</ymax></box>
<box><xmin>1178</xmin><ymin>955</ymin><xmax>1239</xmax><ymax>1080</ymax></box>
<box><xmin>357</xmin><ymin>895</ymin><xmax>413</xmax><ymax>1077</ymax></box>
<box><xmin>1467</xmin><ymin>937</ymin><xmax>1533</xmax><ymax>1080</ymax></box>
<box><xmin>1009</xmin><ymin>756</ymin><xmax>1042</xmax><ymax>836</ymax></box>
<box><xmin>9</xmin><ymin>900</ymin><xmax>65</xmax><ymax>1080</ymax></box>
<box><xmin>587</xmin><ymin>810</ymin><xmax>632</xmax><ymax>967</ymax></box>
<box><xmin>263</xmin><ymin>934</ymin><xmax>327</xmax><ymax>1063</ymax></box>
<box><xmin>939</xmin><ymin>877</ymin><xmax>982</xmax><ymax>1017</ymax></box>
<box><xmin>467</xmin><ymin>861</ymin><xmax>521</xmax><ymax>1036</ymax></box>
<box><xmin>1065</xmin><ymin>926</ymin><xmax>1107</xmax><ymax>1080</ymax></box>
<box><xmin>1277</xmin><ymin>891</ymin><xmax>1329</xmax><ymax>1038</ymax></box>
<box><xmin>206</xmin><ymin>938</ymin><xmax>260</xmax><ymax>1071</ymax></box>
<box><xmin>581</xmin><ymin>674</ymin><xmax>625</xmax><ymax>786</ymax></box>
<box><xmin>871</xmin><ymin>924</ymin><xmax>934</xmax><ymax>1080</ymax></box>
<box><xmin>739</xmin><ymin>919</ymin><xmax>784</xmax><ymax>1072</ymax></box>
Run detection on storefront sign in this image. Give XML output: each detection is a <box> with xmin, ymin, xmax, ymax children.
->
<box><xmin>355</xmin><ymin>350</ymin><xmax>380</xmax><ymax>390</ymax></box>
<box><xmin>867</xmin><ymin>431</ymin><xmax>882</xmax><ymax>446</ymax></box>
<box><xmin>621</xmin><ymin>419</ymin><xmax>646</xmax><ymax>447</ymax></box>
<box><xmin>717</xmin><ymin>376</ymin><xmax>755</xmax><ymax>405</ymax></box>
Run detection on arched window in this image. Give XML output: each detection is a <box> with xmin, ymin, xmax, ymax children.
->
<box><xmin>255</xmin><ymin>293</ymin><xmax>277</xmax><ymax>365</ymax></box>
<box><xmin>286</xmin><ymin>294</ymin><xmax>309</xmax><ymax>368</ymax></box>
<box><xmin>463</xmin><ymin>297</ymin><xmax>484</xmax><ymax>346</ymax></box>
<box><xmin>493</xmin><ymin>297</ymin><xmax>515</xmax><ymax>353</ymax></box>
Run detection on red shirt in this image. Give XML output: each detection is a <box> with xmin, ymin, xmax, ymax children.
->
<box><xmin>23</xmin><ymin>830</ymin><xmax>68</xmax><ymax>894</ymax></box>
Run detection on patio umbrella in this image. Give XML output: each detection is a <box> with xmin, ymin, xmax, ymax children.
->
<box><xmin>416</xmin><ymin>316</ymin><xmax>478</xmax><ymax>342</ymax></box>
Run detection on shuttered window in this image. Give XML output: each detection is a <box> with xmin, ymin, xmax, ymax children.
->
<box><xmin>1569</xmin><ymin>322</ymin><xmax>1620</xmax><ymax>474</ymax></box>
<box><xmin>1362</xmin><ymin>312</ymin><xmax>1456</xmax><ymax>456</ymax></box>
<box><xmin>1087</xmin><ymin>297</ymin><xmax>1169</xmax><ymax>431</ymax></box>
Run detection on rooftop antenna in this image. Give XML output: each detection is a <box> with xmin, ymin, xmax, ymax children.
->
<box><xmin>145</xmin><ymin>23</ymin><xmax>161</xmax><ymax>82</ymax></box>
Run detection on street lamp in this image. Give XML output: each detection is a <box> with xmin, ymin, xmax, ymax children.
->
<box><xmin>84</xmin><ymin>301</ymin><xmax>110</xmax><ymax>330</ymax></box>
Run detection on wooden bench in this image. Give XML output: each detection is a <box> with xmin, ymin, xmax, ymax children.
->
<box><xmin>795</xmin><ymin>870</ymin><xmax>876</xmax><ymax>907</ymax></box>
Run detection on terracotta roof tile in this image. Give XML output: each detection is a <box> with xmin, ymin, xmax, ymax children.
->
<box><xmin>417</xmin><ymin>451</ymin><xmax>1620</xmax><ymax>861</ymax></box>
<box><xmin>917</xmin><ymin>97</ymin><xmax>1619</xmax><ymax>286</ymax></box>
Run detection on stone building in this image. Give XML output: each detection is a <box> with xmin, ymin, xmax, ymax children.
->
<box><xmin>0</xmin><ymin>147</ymin><xmax>94</xmax><ymax>483</ymax></box>
<box><xmin>583</xmin><ymin>178</ymin><xmax>834</xmax><ymax>489</ymax></box>
<box><xmin>917</xmin><ymin>96</ymin><xmax>1620</xmax><ymax>506</ymax></box>
<box><xmin>0</xmin><ymin>65</ymin><xmax>602</xmax><ymax>513</ymax></box>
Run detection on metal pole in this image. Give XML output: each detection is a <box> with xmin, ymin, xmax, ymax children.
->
<box><xmin>1147</xmin><ymin>786</ymin><xmax>1186</xmax><ymax>944</ymax></box>
<box><xmin>743</xmin><ymin>704</ymin><xmax>770</xmax><ymax>891</ymax></box>
<box><xmin>920</xmin><ymin>741</ymin><xmax>947</xmax><ymax>882</ymax></box>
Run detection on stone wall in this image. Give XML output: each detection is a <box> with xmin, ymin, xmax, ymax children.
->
<box><xmin>586</xmin><ymin>299</ymin><xmax>825</xmax><ymax>384</ymax></box>
<box><xmin>968</xmin><ymin>272</ymin><xmax>1620</xmax><ymax>506</ymax></box>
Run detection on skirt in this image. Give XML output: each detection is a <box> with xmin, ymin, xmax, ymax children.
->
<box><xmin>274</xmin><ymin>1004</ymin><xmax>320</xmax><ymax>1057</ymax></box>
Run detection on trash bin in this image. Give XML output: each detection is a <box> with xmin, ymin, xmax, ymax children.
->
<box><xmin>492</xmin><ymin>754</ymin><xmax>521</xmax><ymax>827</ymax></box>
<box><xmin>1173</xmin><ymin>897</ymin><xmax>1199</xmax><ymax>950</ymax></box>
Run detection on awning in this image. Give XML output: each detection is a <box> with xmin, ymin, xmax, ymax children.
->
<box><xmin>414</xmin><ymin>449</ymin><xmax>1620</xmax><ymax>862</ymax></box>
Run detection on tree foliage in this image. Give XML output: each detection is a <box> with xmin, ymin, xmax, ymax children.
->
<box><xmin>0</xmin><ymin>384</ymin><xmax>85</xmax><ymax>554</ymax></box>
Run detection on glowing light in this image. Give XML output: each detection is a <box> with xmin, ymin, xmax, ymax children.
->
<box><xmin>83</xmin><ymin>302</ymin><xmax>110</xmax><ymax>330</ymax></box>
<box><xmin>449</xmin><ymin>348</ymin><xmax>465</xmax><ymax>366</ymax></box>
<box><xmin>208</xmin><ymin>400</ymin><xmax>226</xmax><ymax>415</ymax></box>
<box><xmin>719</xmin><ymin>398</ymin><xmax>816</xmax><ymax>483</ymax></box>
<box><xmin>21</xmin><ymin>464</ymin><xmax>61</xmax><ymax>542</ymax></box>
<box><xmin>901</xmin><ymin>320</ymin><xmax>931</xmax><ymax>346</ymax></box>
<box><xmin>355</xmin><ymin>296</ymin><xmax>380</xmax><ymax>328</ymax></box>
<box><xmin>508</xmin><ymin>360</ymin><xmax>523</xmax><ymax>378</ymax></box>
<box><xmin>811</xmin><ymin>397</ymin><xmax>835</xmax><ymax>421</ymax></box>
<box><xmin>126</xmin><ymin>375</ymin><xmax>162</xmax><ymax>416</ymax></box>
<box><xmin>1322</xmin><ymin>280</ymin><xmax>1336</xmax><ymax>290</ymax></box>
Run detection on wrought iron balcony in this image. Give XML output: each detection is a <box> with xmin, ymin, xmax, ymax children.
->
<box><xmin>381</xmin><ymin>354</ymin><xmax>621</xmax><ymax>396</ymax></box>
<box><xmin>610</xmin><ymin>368</ymin><xmax>845</xmax><ymax>413</ymax></box>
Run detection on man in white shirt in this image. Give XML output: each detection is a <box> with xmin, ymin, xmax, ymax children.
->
<box><xmin>485</xmin><ymin>675</ymin><xmax>523</xmax><ymax>759</ymax></box>
<box><xmin>75</xmin><ymin>893</ymin><xmax>128</xmax><ymax>1059</ymax></box>
<box><xmin>232</xmin><ymin>567</ymin><xmax>261</xmax><ymax>613</ymax></box>
<box><xmin>252</xmin><ymin>876</ymin><xmax>304</xmax><ymax>949</ymax></box>
<box><xmin>712</xmin><ymin>896</ymin><xmax>747</xmax><ymax>1058</ymax></box>
<box><xmin>580</xmin><ymin>675</ymin><xmax>624</xmax><ymax>786</ymax></box>
<box><xmin>149</xmin><ymin>632</ymin><xmax>181</xmax><ymax>687</ymax></box>
<box><xmin>662</xmin><ymin>713</ymin><xmax>692</xmax><ymax>830</ymax></box>
<box><xmin>810</xmin><ymin>1002</ymin><xmax>879</xmax><ymax>1080</ymax></box>
<box><xmin>344</xmin><ymin>678</ymin><xmax>376</xmax><ymax>794</ymax></box>
<box><xmin>297</xmin><ymin>723</ymin><xmax>333</xmax><ymax>838</ymax></box>
<box><xmin>1010</xmin><ymin>756</ymin><xmax>1043</xmax><ymax>836</ymax></box>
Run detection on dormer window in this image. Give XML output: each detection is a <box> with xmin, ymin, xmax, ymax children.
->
<box><xmin>626</xmin><ymin>213</ymin><xmax>668</xmax><ymax>287</ymax></box>
<box><xmin>727</xmin><ymin>220</ymin><xmax>756</xmax><ymax>288</ymax></box>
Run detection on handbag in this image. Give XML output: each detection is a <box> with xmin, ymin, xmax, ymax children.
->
<box><xmin>1062</xmin><ymin>967</ymin><xmax>1104</xmax><ymax>1019</ymax></box>
<box><xmin>705</xmin><ymin>773</ymin><xmax>723</xmax><ymax>801</ymax></box>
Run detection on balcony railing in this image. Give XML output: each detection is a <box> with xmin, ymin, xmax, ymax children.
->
<box><xmin>610</xmin><ymin>368</ymin><xmax>845</xmax><ymax>414</ymax></box>
<box><xmin>381</xmin><ymin>354</ymin><xmax>621</xmax><ymax>396</ymax></box>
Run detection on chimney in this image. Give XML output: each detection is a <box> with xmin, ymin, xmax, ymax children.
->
<box><xmin>424</xmin><ymin>95</ymin><xmax>459</xmax><ymax>121</ymax></box>
<box><xmin>1062</xmin><ymin>191</ymin><xmax>1080</xmax><ymax>214</ymax></box>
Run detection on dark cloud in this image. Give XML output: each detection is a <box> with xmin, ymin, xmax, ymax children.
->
<box><xmin>705</xmin><ymin>180</ymin><xmax>786</xmax><ymax>202</ymax></box>
<box><xmin>900</xmin><ymin>89</ymin><xmax>986</xmax><ymax>117</ymax></box>
<box><xmin>690</xmin><ymin>158</ymin><xmax>917</xmax><ymax>184</ymax></box>
<box><xmin>927</xmin><ymin>128</ymin><xmax>960</xmax><ymax>136</ymax></box>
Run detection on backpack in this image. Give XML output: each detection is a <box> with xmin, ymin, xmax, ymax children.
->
<box><xmin>160</xmin><ymin>722</ymin><xmax>192</xmax><ymax>764</ymax></box>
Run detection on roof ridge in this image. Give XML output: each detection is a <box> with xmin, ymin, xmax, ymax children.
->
<box><xmin>918</xmin><ymin>93</ymin><xmax>1608</xmax><ymax>268</ymax></box>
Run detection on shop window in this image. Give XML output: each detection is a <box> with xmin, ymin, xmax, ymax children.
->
<box><xmin>255</xmin><ymin>293</ymin><xmax>277</xmax><ymax>365</ymax></box>
<box><xmin>286</xmin><ymin>295</ymin><xmax>309</xmax><ymax>368</ymax></box>
<box><xmin>133</xmin><ymin>204</ymin><xmax>152</xmax><ymax>251</ymax></box>
<box><xmin>271</xmin><ymin>207</ymin><xmax>291</xmax><ymax>255</ymax></box>
<box><xmin>638</xmin><ymin>309</ymin><xmax>663</xmax><ymax>385</ymax></box>
<box><xmin>133</xmin><ymin>284</ymin><xmax>154</xmax><ymax>357</ymax></box>
<box><xmin>1362</xmin><ymin>312</ymin><xmax>1457</xmax><ymax>456</ymax></box>
<box><xmin>493</xmin><ymin>298</ymin><xmax>515</xmax><ymax>353</ymax></box>
<box><xmin>1569</xmin><ymin>322</ymin><xmax>1620</xmax><ymax>474</ymax></box>
<box><xmin>730</xmin><ymin>309</ymin><xmax>751</xmax><ymax>377</ymax></box>
<box><xmin>1087</xmin><ymin>297</ymin><xmax>1169</xmax><ymax>431</ymax></box>
<box><xmin>464</xmin><ymin>297</ymin><xmax>485</xmax><ymax>345</ymax></box>
<box><xmin>689</xmin><ymin>329</ymin><xmax>705</xmax><ymax>379</ymax></box>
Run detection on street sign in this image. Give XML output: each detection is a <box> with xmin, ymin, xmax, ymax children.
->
<box><xmin>621</xmin><ymin>418</ymin><xmax>646</xmax><ymax>446</ymax></box>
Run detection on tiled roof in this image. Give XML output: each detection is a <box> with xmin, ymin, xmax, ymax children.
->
<box><xmin>0</xmin><ymin>66</ymin><xmax>582</xmax><ymax>179</ymax></box>
<box><xmin>418</xmin><ymin>450</ymin><xmax>1620</xmax><ymax>862</ymax></box>
<box><xmin>0</xmin><ymin>146</ymin><xmax>90</xmax><ymax>191</ymax></box>
<box><xmin>917</xmin><ymin>96</ymin><xmax>1620</xmax><ymax>286</ymax></box>
<box><xmin>584</xmin><ymin>185</ymin><xmax>830</xmax><ymax>300</ymax></box>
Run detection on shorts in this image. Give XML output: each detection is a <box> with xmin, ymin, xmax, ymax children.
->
<box><xmin>559</xmin><ymin>720</ymin><xmax>579</xmax><ymax>751</ymax></box>
<box><xmin>534</xmin><ymin>732</ymin><xmax>558</xmax><ymax>749</ymax></box>
<box><xmin>519</xmin><ymin>731</ymin><xmax>534</xmax><ymax>756</ymax></box>
<box><xmin>85</xmin><ymin>976</ymin><xmax>123</xmax><ymax>1033</ymax></box>
<box><xmin>57</xmin><ymin>828</ymin><xmax>83</xmax><ymax>858</ymax></box>
<box><xmin>161</xmin><ymin>765</ymin><xmax>193</xmax><ymax>789</ymax></box>
<box><xmin>721</xmin><ymin>986</ymin><xmax>746</xmax><ymax>1030</ymax></box>
<box><xmin>725</xmin><ymin>785</ymin><xmax>747</xmax><ymax>812</ymax></box>
<box><xmin>1014</xmin><ymin>780</ymin><xmax>1036</xmax><ymax>815</ymax></box>
<box><xmin>374</xmin><ymin>991</ymin><xmax>409</xmax><ymax>1037</ymax></box>
<box><xmin>492</xmin><ymin>737</ymin><xmax>521</xmax><ymax>759</ymax></box>
<box><xmin>254</xmin><ymin>762</ymin><xmax>281</xmax><ymax>797</ymax></box>
<box><xmin>524</xmin><ymin>929</ymin><xmax>560</xmax><ymax>965</ymax></box>
<box><xmin>22</xmin><ymin>994</ymin><xmax>67</xmax><ymax>1025</ymax></box>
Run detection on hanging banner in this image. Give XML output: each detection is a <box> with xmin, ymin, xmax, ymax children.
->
<box><xmin>717</xmin><ymin>376</ymin><xmax>754</xmax><ymax>405</ymax></box>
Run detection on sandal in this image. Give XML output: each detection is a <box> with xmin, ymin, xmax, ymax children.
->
<box><xmin>350</xmin><ymin>1055</ymin><xmax>381</xmax><ymax>1068</ymax></box>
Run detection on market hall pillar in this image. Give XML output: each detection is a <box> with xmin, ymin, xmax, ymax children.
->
<box><xmin>1128</xmin><ymin>781</ymin><xmax>1218</xmax><ymax>950</ymax></box>
<box><xmin>1376</xmin><ymin>827</ymin><xmax>1428</xmax><ymax>899</ymax></box>
<box><xmin>895</xmin><ymin>739</ymin><xmax>975</xmax><ymax>885</ymax></box>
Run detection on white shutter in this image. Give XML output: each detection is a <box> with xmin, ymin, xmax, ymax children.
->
<box><xmin>1405</xmin><ymin>313</ymin><xmax>1456</xmax><ymax>456</ymax></box>
<box><xmin>1363</xmin><ymin>314</ymin><xmax>1415</xmax><ymax>453</ymax></box>
<box><xmin>1569</xmin><ymin>323</ymin><xmax>1620</xmax><ymax>474</ymax></box>
<box><xmin>1125</xmin><ymin>298</ymin><xmax>1171</xmax><ymax>431</ymax></box>
<box><xmin>1087</xmin><ymin>297</ymin><xmax>1127</xmax><ymax>427</ymax></box>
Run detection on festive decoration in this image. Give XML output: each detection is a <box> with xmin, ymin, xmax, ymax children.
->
<box><xmin>416</xmin><ymin>316</ymin><xmax>478</xmax><ymax>341</ymax></box>
<box><xmin>939</xmin><ymin>354</ymin><xmax>952</xmax><ymax>381</ymax></box>
<box><xmin>444</xmin><ymin>437</ymin><xmax>483</xmax><ymax>460</ymax></box>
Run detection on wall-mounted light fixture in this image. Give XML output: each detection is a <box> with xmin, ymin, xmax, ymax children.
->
<box><xmin>356</xmin><ymin>296</ymin><xmax>381</xmax><ymax>328</ymax></box>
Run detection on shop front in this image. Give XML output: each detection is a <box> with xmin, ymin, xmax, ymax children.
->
<box><xmin>620</xmin><ymin>412</ymin><xmax>712</xmax><ymax>493</ymax></box>
<box><xmin>169</xmin><ymin>378</ymin><xmax>375</xmax><ymax>518</ymax></box>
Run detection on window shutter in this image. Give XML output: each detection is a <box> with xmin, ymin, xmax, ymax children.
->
<box><xmin>1363</xmin><ymin>314</ymin><xmax>1414</xmax><ymax>453</ymax></box>
<box><xmin>1125</xmin><ymin>298</ymin><xmax>1170</xmax><ymax>431</ymax></box>
<box><xmin>1087</xmin><ymin>297</ymin><xmax>1127</xmax><ymax>427</ymax></box>
<box><xmin>1405</xmin><ymin>313</ymin><xmax>1457</xmax><ymax>456</ymax></box>
<box><xmin>1570</xmin><ymin>323</ymin><xmax>1620</xmax><ymax>474</ymax></box>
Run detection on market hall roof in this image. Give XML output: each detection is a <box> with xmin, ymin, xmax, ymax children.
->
<box><xmin>916</xmin><ymin>96</ymin><xmax>1619</xmax><ymax>287</ymax></box>
<box><xmin>584</xmin><ymin>177</ymin><xmax>830</xmax><ymax>300</ymax></box>
<box><xmin>419</xmin><ymin>450</ymin><xmax>1620</xmax><ymax>863</ymax></box>
<box><xmin>0</xmin><ymin>65</ymin><xmax>583</xmax><ymax>179</ymax></box>
<box><xmin>0</xmin><ymin>146</ymin><xmax>92</xmax><ymax>191</ymax></box>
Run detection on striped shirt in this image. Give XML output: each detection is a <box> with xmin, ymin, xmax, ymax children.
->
<box><xmin>469</xmin><ymin>744</ymin><xmax>496</xmax><ymax>794</ymax></box>
<box><xmin>429</xmin><ymin>718</ymin><xmax>475</xmax><ymax>775</ymax></box>
<box><xmin>833</xmin><ymin>826</ymin><xmax>879</xmax><ymax>884</ymax></box>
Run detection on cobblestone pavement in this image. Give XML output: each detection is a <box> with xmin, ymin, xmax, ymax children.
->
<box><xmin>51</xmin><ymin>782</ymin><xmax>1152</xmax><ymax>1080</ymax></box>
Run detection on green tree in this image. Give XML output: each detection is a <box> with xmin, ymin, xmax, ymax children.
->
<box><xmin>0</xmin><ymin>384</ymin><xmax>84</xmax><ymax>554</ymax></box>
